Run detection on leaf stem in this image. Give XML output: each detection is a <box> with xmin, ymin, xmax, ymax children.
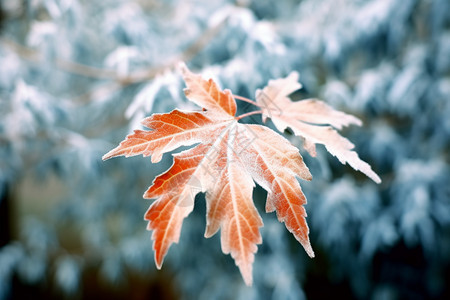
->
<box><xmin>233</xmin><ymin>94</ymin><xmax>262</xmax><ymax>107</ymax></box>
<box><xmin>235</xmin><ymin>110</ymin><xmax>263</xmax><ymax>121</ymax></box>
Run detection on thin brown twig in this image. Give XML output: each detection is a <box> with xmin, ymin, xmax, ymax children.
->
<box><xmin>0</xmin><ymin>38</ymin><xmax>118</xmax><ymax>80</ymax></box>
<box><xmin>56</xmin><ymin>59</ymin><xmax>118</xmax><ymax>80</ymax></box>
<box><xmin>0</xmin><ymin>14</ymin><xmax>229</xmax><ymax>91</ymax></box>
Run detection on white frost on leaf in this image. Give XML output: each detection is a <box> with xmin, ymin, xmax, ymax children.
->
<box><xmin>256</xmin><ymin>72</ymin><xmax>381</xmax><ymax>183</ymax></box>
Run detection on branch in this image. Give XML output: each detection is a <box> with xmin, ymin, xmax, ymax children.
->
<box><xmin>0</xmin><ymin>15</ymin><xmax>229</xmax><ymax>85</ymax></box>
<box><xmin>1</xmin><ymin>15</ymin><xmax>229</xmax><ymax>104</ymax></box>
<box><xmin>0</xmin><ymin>38</ymin><xmax>118</xmax><ymax>80</ymax></box>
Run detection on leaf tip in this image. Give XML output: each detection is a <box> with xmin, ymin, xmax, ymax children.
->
<box><xmin>353</xmin><ymin>116</ymin><xmax>363</xmax><ymax>127</ymax></box>
<box><xmin>154</xmin><ymin>257</ymin><xmax>163</xmax><ymax>270</ymax></box>
<box><xmin>153</xmin><ymin>245</ymin><xmax>165</xmax><ymax>270</ymax></box>
<box><xmin>356</xmin><ymin>159</ymin><xmax>382</xmax><ymax>184</ymax></box>
<box><xmin>150</xmin><ymin>154</ymin><xmax>162</xmax><ymax>163</ymax></box>
<box><xmin>204</xmin><ymin>223</ymin><xmax>220</xmax><ymax>238</ymax></box>
<box><xmin>204</xmin><ymin>229</ymin><xmax>213</xmax><ymax>239</ymax></box>
<box><xmin>101</xmin><ymin>150</ymin><xmax>116</xmax><ymax>161</ymax></box>
<box><xmin>240</xmin><ymin>265</ymin><xmax>253</xmax><ymax>286</ymax></box>
<box><xmin>304</xmin><ymin>243</ymin><xmax>315</xmax><ymax>258</ymax></box>
<box><xmin>288</xmin><ymin>70</ymin><xmax>300</xmax><ymax>84</ymax></box>
<box><xmin>372</xmin><ymin>174</ymin><xmax>382</xmax><ymax>184</ymax></box>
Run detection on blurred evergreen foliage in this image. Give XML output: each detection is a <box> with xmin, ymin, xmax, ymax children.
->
<box><xmin>0</xmin><ymin>0</ymin><xmax>449</xmax><ymax>299</ymax></box>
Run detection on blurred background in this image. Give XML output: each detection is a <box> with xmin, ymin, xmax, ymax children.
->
<box><xmin>0</xmin><ymin>0</ymin><xmax>449</xmax><ymax>299</ymax></box>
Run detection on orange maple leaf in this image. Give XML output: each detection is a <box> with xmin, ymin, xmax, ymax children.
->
<box><xmin>103</xmin><ymin>63</ymin><xmax>380</xmax><ymax>285</ymax></box>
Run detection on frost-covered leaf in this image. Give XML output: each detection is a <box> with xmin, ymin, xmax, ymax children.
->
<box><xmin>180</xmin><ymin>63</ymin><xmax>237</xmax><ymax>117</ymax></box>
<box><xmin>256</xmin><ymin>72</ymin><xmax>381</xmax><ymax>183</ymax></box>
<box><xmin>103</xmin><ymin>64</ymin><xmax>313</xmax><ymax>285</ymax></box>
